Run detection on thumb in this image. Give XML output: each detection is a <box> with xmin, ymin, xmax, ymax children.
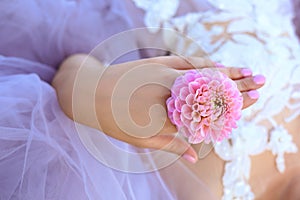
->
<box><xmin>143</xmin><ymin>134</ymin><xmax>198</xmax><ymax>164</ymax></box>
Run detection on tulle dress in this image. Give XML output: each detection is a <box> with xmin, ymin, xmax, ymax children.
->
<box><xmin>1</xmin><ymin>0</ymin><xmax>300</xmax><ymax>200</ymax></box>
<box><xmin>0</xmin><ymin>0</ymin><xmax>217</xmax><ymax>199</ymax></box>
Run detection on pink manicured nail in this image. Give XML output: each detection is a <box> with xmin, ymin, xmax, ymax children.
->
<box><xmin>253</xmin><ymin>75</ymin><xmax>266</xmax><ymax>84</ymax></box>
<box><xmin>213</xmin><ymin>62</ymin><xmax>225</xmax><ymax>68</ymax></box>
<box><xmin>182</xmin><ymin>154</ymin><xmax>197</xmax><ymax>164</ymax></box>
<box><xmin>241</xmin><ymin>68</ymin><xmax>252</xmax><ymax>76</ymax></box>
<box><xmin>248</xmin><ymin>90</ymin><xmax>259</xmax><ymax>99</ymax></box>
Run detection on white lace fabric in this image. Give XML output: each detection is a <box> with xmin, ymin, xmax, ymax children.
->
<box><xmin>132</xmin><ymin>0</ymin><xmax>300</xmax><ymax>199</ymax></box>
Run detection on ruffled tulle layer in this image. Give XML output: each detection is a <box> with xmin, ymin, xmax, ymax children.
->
<box><xmin>0</xmin><ymin>0</ymin><xmax>217</xmax><ymax>199</ymax></box>
<box><xmin>0</xmin><ymin>58</ymin><xmax>216</xmax><ymax>199</ymax></box>
<box><xmin>0</xmin><ymin>68</ymin><xmax>163</xmax><ymax>199</ymax></box>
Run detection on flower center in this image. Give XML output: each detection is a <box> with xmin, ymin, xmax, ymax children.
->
<box><xmin>211</xmin><ymin>94</ymin><xmax>227</xmax><ymax>120</ymax></box>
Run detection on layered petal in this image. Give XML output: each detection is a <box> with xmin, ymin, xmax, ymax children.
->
<box><xmin>166</xmin><ymin>69</ymin><xmax>243</xmax><ymax>144</ymax></box>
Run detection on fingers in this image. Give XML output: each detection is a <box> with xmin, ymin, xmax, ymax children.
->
<box><xmin>174</xmin><ymin>68</ymin><xmax>265</xmax><ymax>110</ymax></box>
<box><xmin>144</xmin><ymin>56</ymin><xmax>256</xmax><ymax>82</ymax></box>
<box><xmin>176</xmin><ymin>66</ymin><xmax>254</xmax><ymax>80</ymax></box>
<box><xmin>176</xmin><ymin>67</ymin><xmax>263</xmax><ymax>90</ymax></box>
<box><xmin>227</xmin><ymin>74</ymin><xmax>265</xmax><ymax>109</ymax></box>
<box><xmin>242</xmin><ymin>90</ymin><xmax>260</xmax><ymax>109</ymax></box>
<box><xmin>142</xmin><ymin>56</ymin><xmax>256</xmax><ymax>82</ymax></box>
<box><xmin>217</xmin><ymin>67</ymin><xmax>253</xmax><ymax>80</ymax></box>
<box><xmin>141</xmin><ymin>134</ymin><xmax>198</xmax><ymax>164</ymax></box>
<box><xmin>235</xmin><ymin>75</ymin><xmax>266</xmax><ymax>91</ymax></box>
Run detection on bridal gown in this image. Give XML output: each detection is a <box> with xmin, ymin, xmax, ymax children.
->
<box><xmin>1</xmin><ymin>0</ymin><xmax>300</xmax><ymax>199</ymax></box>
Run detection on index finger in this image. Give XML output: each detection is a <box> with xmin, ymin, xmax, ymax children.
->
<box><xmin>218</xmin><ymin>67</ymin><xmax>253</xmax><ymax>80</ymax></box>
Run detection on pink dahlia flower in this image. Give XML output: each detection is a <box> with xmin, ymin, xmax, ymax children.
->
<box><xmin>166</xmin><ymin>69</ymin><xmax>243</xmax><ymax>144</ymax></box>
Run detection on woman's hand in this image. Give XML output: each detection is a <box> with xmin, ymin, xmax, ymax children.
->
<box><xmin>52</xmin><ymin>54</ymin><xmax>265</xmax><ymax>163</ymax></box>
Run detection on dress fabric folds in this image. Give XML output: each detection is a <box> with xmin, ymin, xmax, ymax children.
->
<box><xmin>0</xmin><ymin>0</ymin><xmax>215</xmax><ymax>199</ymax></box>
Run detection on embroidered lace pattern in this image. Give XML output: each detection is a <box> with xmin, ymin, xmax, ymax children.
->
<box><xmin>132</xmin><ymin>0</ymin><xmax>300</xmax><ymax>199</ymax></box>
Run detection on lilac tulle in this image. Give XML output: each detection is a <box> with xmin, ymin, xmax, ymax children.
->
<box><xmin>0</xmin><ymin>0</ymin><xmax>216</xmax><ymax>199</ymax></box>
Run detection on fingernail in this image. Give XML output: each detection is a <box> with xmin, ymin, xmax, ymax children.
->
<box><xmin>241</xmin><ymin>68</ymin><xmax>252</xmax><ymax>76</ymax></box>
<box><xmin>182</xmin><ymin>154</ymin><xmax>197</xmax><ymax>164</ymax></box>
<box><xmin>253</xmin><ymin>75</ymin><xmax>266</xmax><ymax>84</ymax></box>
<box><xmin>248</xmin><ymin>90</ymin><xmax>259</xmax><ymax>99</ymax></box>
<box><xmin>213</xmin><ymin>62</ymin><xmax>225</xmax><ymax>68</ymax></box>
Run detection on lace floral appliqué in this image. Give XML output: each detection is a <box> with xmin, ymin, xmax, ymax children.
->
<box><xmin>132</xmin><ymin>0</ymin><xmax>300</xmax><ymax>199</ymax></box>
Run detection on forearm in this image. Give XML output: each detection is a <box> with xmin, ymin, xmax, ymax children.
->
<box><xmin>51</xmin><ymin>54</ymin><xmax>148</xmax><ymax>145</ymax></box>
<box><xmin>52</xmin><ymin>54</ymin><xmax>106</xmax><ymax>131</ymax></box>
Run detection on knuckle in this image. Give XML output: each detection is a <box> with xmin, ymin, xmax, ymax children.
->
<box><xmin>186</xmin><ymin>56</ymin><xmax>211</xmax><ymax>67</ymax></box>
<box><xmin>228</xmin><ymin>67</ymin><xmax>237</xmax><ymax>77</ymax></box>
<box><xmin>162</xmin><ymin>139</ymin><xmax>180</xmax><ymax>153</ymax></box>
<box><xmin>182</xmin><ymin>56</ymin><xmax>194</xmax><ymax>65</ymax></box>
<box><xmin>240</xmin><ymin>79</ymin><xmax>250</xmax><ymax>90</ymax></box>
<box><xmin>204</xmin><ymin>59</ymin><xmax>214</xmax><ymax>67</ymax></box>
